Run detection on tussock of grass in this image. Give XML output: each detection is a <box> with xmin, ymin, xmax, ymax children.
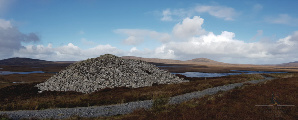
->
<box><xmin>0</xmin><ymin>114</ymin><xmax>11</xmax><ymax>120</ymax></box>
<box><xmin>152</xmin><ymin>96</ymin><xmax>169</xmax><ymax>112</ymax></box>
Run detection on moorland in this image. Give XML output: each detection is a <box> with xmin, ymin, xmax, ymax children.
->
<box><xmin>0</xmin><ymin>56</ymin><xmax>297</xmax><ymax>119</ymax></box>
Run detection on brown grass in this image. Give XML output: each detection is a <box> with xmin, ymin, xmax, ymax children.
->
<box><xmin>0</xmin><ymin>73</ymin><xmax>264</xmax><ymax>111</ymax></box>
<box><xmin>0</xmin><ymin>73</ymin><xmax>53</xmax><ymax>89</ymax></box>
<box><xmin>0</xmin><ymin>64</ymin><xmax>66</xmax><ymax>89</ymax></box>
<box><xmin>97</xmin><ymin>73</ymin><xmax>297</xmax><ymax>120</ymax></box>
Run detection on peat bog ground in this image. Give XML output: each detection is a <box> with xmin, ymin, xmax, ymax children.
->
<box><xmin>96</xmin><ymin>73</ymin><xmax>297</xmax><ymax>120</ymax></box>
<box><xmin>0</xmin><ymin>62</ymin><xmax>297</xmax><ymax>120</ymax></box>
<box><xmin>0</xmin><ymin>73</ymin><xmax>265</xmax><ymax>111</ymax></box>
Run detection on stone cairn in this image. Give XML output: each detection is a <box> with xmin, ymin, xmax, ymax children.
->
<box><xmin>35</xmin><ymin>54</ymin><xmax>188</xmax><ymax>93</ymax></box>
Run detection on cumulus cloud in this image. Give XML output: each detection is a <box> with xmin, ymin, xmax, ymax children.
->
<box><xmin>274</xmin><ymin>31</ymin><xmax>298</xmax><ymax>54</ymax></box>
<box><xmin>130</xmin><ymin>47</ymin><xmax>138</xmax><ymax>52</ymax></box>
<box><xmin>125</xmin><ymin>46</ymin><xmax>176</xmax><ymax>59</ymax></box>
<box><xmin>14</xmin><ymin>43</ymin><xmax>124</xmax><ymax>61</ymax></box>
<box><xmin>154</xmin><ymin>45</ymin><xmax>175</xmax><ymax>59</ymax></box>
<box><xmin>84</xmin><ymin>44</ymin><xmax>123</xmax><ymax>58</ymax></box>
<box><xmin>113</xmin><ymin>16</ymin><xmax>298</xmax><ymax>64</ymax></box>
<box><xmin>0</xmin><ymin>19</ymin><xmax>39</xmax><ymax>59</ymax></box>
<box><xmin>11</xmin><ymin>30</ymin><xmax>298</xmax><ymax>64</ymax></box>
<box><xmin>266</xmin><ymin>14</ymin><xmax>298</xmax><ymax>26</ymax></box>
<box><xmin>115</xmin><ymin>29</ymin><xmax>171</xmax><ymax>45</ymax></box>
<box><xmin>172</xmin><ymin>16</ymin><xmax>206</xmax><ymax>39</ymax></box>
<box><xmin>195</xmin><ymin>5</ymin><xmax>238</xmax><ymax>21</ymax></box>
<box><xmin>5</xmin><ymin>14</ymin><xmax>298</xmax><ymax>64</ymax></box>
<box><xmin>14</xmin><ymin>44</ymin><xmax>56</xmax><ymax>60</ymax></box>
<box><xmin>156</xmin><ymin>30</ymin><xmax>298</xmax><ymax>64</ymax></box>
<box><xmin>166</xmin><ymin>31</ymin><xmax>247</xmax><ymax>56</ymax></box>
<box><xmin>0</xmin><ymin>19</ymin><xmax>12</xmax><ymax>29</ymax></box>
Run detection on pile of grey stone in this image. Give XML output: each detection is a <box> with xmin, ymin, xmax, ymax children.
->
<box><xmin>35</xmin><ymin>54</ymin><xmax>188</xmax><ymax>93</ymax></box>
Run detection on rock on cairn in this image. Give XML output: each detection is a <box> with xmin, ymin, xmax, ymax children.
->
<box><xmin>36</xmin><ymin>54</ymin><xmax>188</xmax><ymax>93</ymax></box>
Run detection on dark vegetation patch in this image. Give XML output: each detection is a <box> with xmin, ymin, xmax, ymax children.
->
<box><xmin>0</xmin><ymin>73</ymin><xmax>264</xmax><ymax>111</ymax></box>
<box><xmin>97</xmin><ymin>74</ymin><xmax>297</xmax><ymax>120</ymax></box>
<box><xmin>0</xmin><ymin>63</ymin><xmax>70</xmax><ymax>72</ymax></box>
<box><xmin>0</xmin><ymin>73</ymin><xmax>53</xmax><ymax>89</ymax></box>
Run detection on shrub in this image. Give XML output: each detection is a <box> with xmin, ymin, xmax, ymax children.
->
<box><xmin>152</xmin><ymin>96</ymin><xmax>169</xmax><ymax>112</ymax></box>
<box><xmin>0</xmin><ymin>114</ymin><xmax>11</xmax><ymax>120</ymax></box>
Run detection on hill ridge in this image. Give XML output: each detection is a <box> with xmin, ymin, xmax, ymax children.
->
<box><xmin>0</xmin><ymin>57</ymin><xmax>53</xmax><ymax>65</ymax></box>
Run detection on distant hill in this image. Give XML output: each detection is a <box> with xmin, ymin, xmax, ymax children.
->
<box><xmin>121</xmin><ymin>56</ymin><xmax>183</xmax><ymax>63</ymax></box>
<box><xmin>121</xmin><ymin>56</ymin><xmax>227</xmax><ymax>65</ymax></box>
<box><xmin>0</xmin><ymin>57</ymin><xmax>53</xmax><ymax>65</ymax></box>
<box><xmin>184</xmin><ymin>58</ymin><xmax>230</xmax><ymax>66</ymax></box>
<box><xmin>278</xmin><ymin>61</ymin><xmax>298</xmax><ymax>67</ymax></box>
<box><xmin>186</xmin><ymin>58</ymin><xmax>224</xmax><ymax>63</ymax></box>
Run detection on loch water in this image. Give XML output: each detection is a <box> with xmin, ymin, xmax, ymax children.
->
<box><xmin>0</xmin><ymin>71</ymin><xmax>45</xmax><ymax>75</ymax></box>
<box><xmin>172</xmin><ymin>70</ymin><xmax>287</xmax><ymax>78</ymax></box>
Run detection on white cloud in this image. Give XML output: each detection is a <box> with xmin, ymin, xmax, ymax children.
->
<box><xmin>115</xmin><ymin>29</ymin><xmax>171</xmax><ymax>45</ymax></box>
<box><xmin>161</xmin><ymin>9</ymin><xmax>172</xmax><ymax>21</ymax></box>
<box><xmin>154</xmin><ymin>45</ymin><xmax>176</xmax><ymax>59</ymax></box>
<box><xmin>56</xmin><ymin>43</ymin><xmax>81</xmax><ymax>55</ymax></box>
<box><xmin>123</xmin><ymin>36</ymin><xmax>143</xmax><ymax>45</ymax></box>
<box><xmin>0</xmin><ymin>19</ymin><xmax>39</xmax><ymax>59</ymax></box>
<box><xmin>266</xmin><ymin>14</ymin><xmax>298</xmax><ymax>26</ymax></box>
<box><xmin>4</xmin><ymin>14</ymin><xmax>298</xmax><ymax>64</ymax></box>
<box><xmin>160</xmin><ymin>4</ymin><xmax>238</xmax><ymax>21</ymax></box>
<box><xmin>0</xmin><ymin>19</ymin><xmax>12</xmax><ymax>29</ymax></box>
<box><xmin>274</xmin><ymin>31</ymin><xmax>298</xmax><ymax>54</ymax></box>
<box><xmin>195</xmin><ymin>5</ymin><xmax>238</xmax><ymax>21</ymax></box>
<box><xmin>130</xmin><ymin>47</ymin><xmax>138</xmax><ymax>52</ymax></box>
<box><xmin>81</xmin><ymin>38</ymin><xmax>95</xmax><ymax>46</ymax></box>
<box><xmin>14</xmin><ymin>43</ymin><xmax>124</xmax><ymax>61</ymax></box>
<box><xmin>156</xmin><ymin>30</ymin><xmax>298</xmax><ymax>64</ymax></box>
<box><xmin>14</xmin><ymin>44</ymin><xmax>56</xmax><ymax>60</ymax></box>
<box><xmin>252</xmin><ymin>4</ymin><xmax>263</xmax><ymax>12</ymax></box>
<box><xmin>84</xmin><ymin>44</ymin><xmax>123</xmax><ymax>57</ymax></box>
<box><xmin>160</xmin><ymin>8</ymin><xmax>193</xmax><ymax>22</ymax></box>
<box><xmin>172</xmin><ymin>16</ymin><xmax>206</xmax><ymax>39</ymax></box>
<box><xmin>112</xmin><ymin>16</ymin><xmax>298</xmax><ymax>64</ymax></box>
<box><xmin>11</xmin><ymin>30</ymin><xmax>298</xmax><ymax>64</ymax></box>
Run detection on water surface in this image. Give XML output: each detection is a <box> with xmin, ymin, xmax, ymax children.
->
<box><xmin>157</xmin><ymin>66</ymin><xmax>184</xmax><ymax>67</ymax></box>
<box><xmin>173</xmin><ymin>70</ymin><xmax>287</xmax><ymax>78</ymax></box>
<box><xmin>0</xmin><ymin>71</ymin><xmax>44</xmax><ymax>75</ymax></box>
<box><xmin>230</xmin><ymin>70</ymin><xmax>287</xmax><ymax>74</ymax></box>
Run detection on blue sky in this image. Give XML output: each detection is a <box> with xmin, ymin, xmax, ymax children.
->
<box><xmin>0</xmin><ymin>0</ymin><xmax>298</xmax><ymax>64</ymax></box>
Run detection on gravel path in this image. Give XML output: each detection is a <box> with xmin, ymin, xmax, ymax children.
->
<box><xmin>0</xmin><ymin>77</ymin><xmax>274</xmax><ymax>120</ymax></box>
